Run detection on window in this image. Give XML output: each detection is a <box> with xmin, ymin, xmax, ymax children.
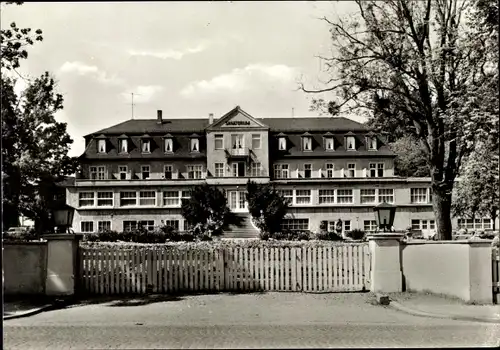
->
<box><xmin>282</xmin><ymin>219</ymin><xmax>309</xmax><ymax>231</ymax></box>
<box><xmin>346</xmin><ymin>136</ymin><xmax>355</xmax><ymax>150</ymax></box>
<box><xmin>163</xmin><ymin>220</ymin><xmax>179</xmax><ymax>230</ymax></box>
<box><xmin>295</xmin><ymin>190</ymin><xmax>311</xmax><ymax>204</ymax></box>
<box><xmin>120</xmin><ymin>191</ymin><xmax>137</xmax><ymax>206</ymax></box>
<box><xmin>344</xmin><ymin>220</ymin><xmax>351</xmax><ymax>232</ymax></box>
<box><xmin>302</xmin><ymin>137</ymin><xmax>312</xmax><ymax>151</ymax></box>
<box><xmin>97</xmin><ymin>166</ymin><xmax>106</xmax><ymax>180</ymax></box>
<box><xmin>278</xmin><ymin>137</ymin><xmax>287</xmax><ymax>150</ymax></box>
<box><xmin>330</xmin><ymin>220</ymin><xmax>351</xmax><ymax>232</ymax></box>
<box><xmin>98</xmin><ymin>221</ymin><xmax>111</xmax><ymax>232</ymax></box>
<box><xmin>123</xmin><ymin>221</ymin><xmax>138</xmax><ymax>232</ymax></box>
<box><xmin>81</xmin><ymin>221</ymin><xmax>94</xmax><ymax>233</ymax></box>
<box><xmin>98</xmin><ymin>139</ymin><xmax>106</xmax><ymax>153</ymax></box>
<box><xmin>188</xmin><ymin>165</ymin><xmax>203</xmax><ymax>179</ymax></box>
<box><xmin>119</xmin><ymin>166</ymin><xmax>127</xmax><ymax>180</ymax></box>
<box><xmin>252</xmin><ymin>134</ymin><xmax>261</xmax><ymax>149</ymax></box>
<box><xmin>142</xmin><ymin>139</ymin><xmax>150</xmax><ymax>153</ymax></box>
<box><xmin>231</xmin><ymin>134</ymin><xmax>244</xmax><ymax>149</ymax></box>
<box><xmin>181</xmin><ymin>190</ymin><xmax>191</xmax><ymax>200</ymax></box>
<box><xmin>324</xmin><ymin>137</ymin><xmax>334</xmax><ymax>151</ymax></box>
<box><xmin>97</xmin><ymin>191</ymin><xmax>113</xmax><ymax>206</ymax></box>
<box><xmin>163</xmin><ymin>191</ymin><xmax>180</xmax><ymax>206</ymax></box>
<box><xmin>412</xmin><ymin>219</ymin><xmax>435</xmax><ymax>231</ymax></box>
<box><xmin>378</xmin><ymin>188</ymin><xmax>394</xmax><ymax>203</ymax></box>
<box><xmin>337</xmin><ymin>189</ymin><xmax>353</xmax><ymax>203</ymax></box>
<box><xmin>141</xmin><ymin>165</ymin><xmax>150</xmax><ymax>179</ymax></box>
<box><xmin>164</xmin><ymin>138</ymin><xmax>173</xmax><ymax>153</ymax></box>
<box><xmin>250</xmin><ymin>162</ymin><xmax>262</xmax><ymax>177</ymax></box>
<box><xmin>79</xmin><ymin>192</ymin><xmax>95</xmax><ymax>207</ymax></box>
<box><xmin>279</xmin><ymin>189</ymin><xmax>293</xmax><ymax>203</ymax></box>
<box><xmin>364</xmin><ymin>220</ymin><xmax>378</xmax><ymax>232</ymax></box>
<box><xmin>347</xmin><ymin>163</ymin><xmax>356</xmax><ymax>178</ymax></box>
<box><xmin>367</xmin><ymin>137</ymin><xmax>377</xmax><ymax>150</ymax></box>
<box><xmin>369</xmin><ymin>164</ymin><xmax>385</xmax><ymax>178</ymax></box>
<box><xmin>164</xmin><ymin>165</ymin><xmax>172</xmax><ymax>179</ymax></box>
<box><xmin>410</xmin><ymin>188</ymin><xmax>429</xmax><ymax>203</ymax></box>
<box><xmin>274</xmin><ymin>164</ymin><xmax>289</xmax><ymax>179</ymax></box>
<box><xmin>326</xmin><ymin>163</ymin><xmax>334</xmax><ymax>178</ymax></box>
<box><xmin>214</xmin><ymin>163</ymin><xmax>224</xmax><ymax>177</ymax></box>
<box><xmin>214</xmin><ymin>134</ymin><xmax>223</xmax><ymax>150</ymax></box>
<box><xmin>139</xmin><ymin>191</ymin><xmax>156</xmax><ymax>206</ymax></box>
<box><xmin>138</xmin><ymin>220</ymin><xmax>155</xmax><ymax>231</ymax></box>
<box><xmin>319</xmin><ymin>189</ymin><xmax>335</xmax><ymax>204</ymax></box>
<box><xmin>90</xmin><ymin>166</ymin><xmax>97</xmax><ymax>180</ymax></box>
<box><xmin>411</xmin><ymin>219</ymin><xmax>421</xmax><ymax>230</ymax></box>
<box><xmin>119</xmin><ymin>139</ymin><xmax>128</xmax><ymax>153</ymax></box>
<box><xmin>190</xmin><ymin>138</ymin><xmax>199</xmax><ymax>152</ymax></box>
<box><xmin>304</xmin><ymin>164</ymin><xmax>312</xmax><ymax>178</ymax></box>
<box><xmin>458</xmin><ymin>218</ymin><xmax>493</xmax><ymax>230</ymax></box>
<box><xmin>430</xmin><ymin>220</ymin><xmax>435</xmax><ymax>230</ymax></box>
<box><xmin>360</xmin><ymin>189</ymin><xmax>376</xmax><ymax>204</ymax></box>
<box><xmin>484</xmin><ymin>218</ymin><xmax>491</xmax><ymax>229</ymax></box>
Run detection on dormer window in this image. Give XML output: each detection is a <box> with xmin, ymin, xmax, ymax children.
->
<box><xmin>190</xmin><ymin>134</ymin><xmax>200</xmax><ymax>152</ymax></box>
<box><xmin>367</xmin><ymin>136</ymin><xmax>377</xmax><ymax>150</ymax></box>
<box><xmin>277</xmin><ymin>133</ymin><xmax>287</xmax><ymax>150</ymax></box>
<box><xmin>323</xmin><ymin>133</ymin><xmax>334</xmax><ymax>151</ymax></box>
<box><xmin>301</xmin><ymin>133</ymin><xmax>312</xmax><ymax>151</ymax></box>
<box><xmin>345</xmin><ymin>134</ymin><xmax>356</xmax><ymax>150</ymax></box>
<box><xmin>141</xmin><ymin>134</ymin><xmax>151</xmax><ymax>153</ymax></box>
<box><xmin>118</xmin><ymin>135</ymin><xmax>128</xmax><ymax>153</ymax></box>
<box><xmin>98</xmin><ymin>139</ymin><xmax>106</xmax><ymax>153</ymax></box>
<box><xmin>163</xmin><ymin>133</ymin><xmax>173</xmax><ymax>153</ymax></box>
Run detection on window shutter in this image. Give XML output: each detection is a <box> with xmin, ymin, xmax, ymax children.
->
<box><xmin>363</xmin><ymin>168</ymin><xmax>367</xmax><ymax>177</ymax></box>
<box><xmin>340</xmin><ymin>168</ymin><xmax>345</xmax><ymax>178</ymax></box>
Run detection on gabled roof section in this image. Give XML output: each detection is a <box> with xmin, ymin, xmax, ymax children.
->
<box><xmin>140</xmin><ymin>133</ymin><xmax>151</xmax><ymax>138</ymax></box>
<box><xmin>301</xmin><ymin>132</ymin><xmax>312</xmax><ymax>137</ymax></box>
<box><xmin>163</xmin><ymin>133</ymin><xmax>173</xmax><ymax>138</ymax></box>
<box><xmin>94</xmin><ymin>134</ymin><xmax>107</xmax><ymax>139</ymax></box>
<box><xmin>276</xmin><ymin>132</ymin><xmax>287</xmax><ymax>137</ymax></box>
<box><xmin>344</xmin><ymin>131</ymin><xmax>356</xmax><ymax>136</ymax></box>
<box><xmin>323</xmin><ymin>131</ymin><xmax>334</xmax><ymax>136</ymax></box>
<box><xmin>118</xmin><ymin>134</ymin><xmax>128</xmax><ymax>139</ymax></box>
<box><xmin>365</xmin><ymin>131</ymin><xmax>377</xmax><ymax>137</ymax></box>
<box><xmin>262</xmin><ymin>116</ymin><xmax>367</xmax><ymax>132</ymax></box>
<box><xmin>206</xmin><ymin>106</ymin><xmax>268</xmax><ymax>130</ymax></box>
<box><xmin>189</xmin><ymin>133</ymin><xmax>200</xmax><ymax>138</ymax></box>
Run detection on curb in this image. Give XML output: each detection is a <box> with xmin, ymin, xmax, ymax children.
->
<box><xmin>389</xmin><ymin>300</ymin><xmax>500</xmax><ymax>324</ymax></box>
<box><xmin>3</xmin><ymin>299</ymin><xmax>74</xmax><ymax>321</ymax></box>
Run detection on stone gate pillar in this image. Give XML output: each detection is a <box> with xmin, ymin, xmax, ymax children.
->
<box><xmin>368</xmin><ymin>233</ymin><xmax>404</xmax><ymax>293</ymax></box>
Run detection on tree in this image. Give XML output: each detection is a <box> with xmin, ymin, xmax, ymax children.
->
<box><xmin>181</xmin><ymin>184</ymin><xmax>231</xmax><ymax>237</ymax></box>
<box><xmin>452</xmin><ymin>139</ymin><xmax>499</xmax><ymax>230</ymax></box>
<box><xmin>301</xmin><ymin>0</ymin><xmax>498</xmax><ymax>239</ymax></box>
<box><xmin>1</xmin><ymin>74</ymin><xmax>78</xmax><ymax>232</ymax></box>
<box><xmin>246</xmin><ymin>181</ymin><xmax>290</xmax><ymax>235</ymax></box>
<box><xmin>389</xmin><ymin>135</ymin><xmax>430</xmax><ymax>177</ymax></box>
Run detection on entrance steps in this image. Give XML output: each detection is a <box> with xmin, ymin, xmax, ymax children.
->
<box><xmin>223</xmin><ymin>213</ymin><xmax>260</xmax><ymax>239</ymax></box>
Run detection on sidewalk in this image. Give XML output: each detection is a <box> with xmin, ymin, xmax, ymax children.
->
<box><xmin>3</xmin><ymin>296</ymin><xmax>74</xmax><ymax>320</ymax></box>
<box><xmin>386</xmin><ymin>291</ymin><xmax>500</xmax><ymax>324</ymax></box>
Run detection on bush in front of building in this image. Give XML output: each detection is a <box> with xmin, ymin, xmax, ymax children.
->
<box><xmin>314</xmin><ymin>231</ymin><xmax>344</xmax><ymax>241</ymax></box>
<box><xmin>270</xmin><ymin>230</ymin><xmax>311</xmax><ymax>241</ymax></box>
<box><xmin>345</xmin><ymin>229</ymin><xmax>366</xmax><ymax>241</ymax></box>
<box><xmin>246</xmin><ymin>181</ymin><xmax>290</xmax><ymax>235</ymax></box>
<box><xmin>83</xmin><ymin>226</ymin><xmax>200</xmax><ymax>243</ymax></box>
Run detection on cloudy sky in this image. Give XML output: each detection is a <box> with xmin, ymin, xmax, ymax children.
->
<box><xmin>2</xmin><ymin>1</ymin><xmax>361</xmax><ymax>157</ymax></box>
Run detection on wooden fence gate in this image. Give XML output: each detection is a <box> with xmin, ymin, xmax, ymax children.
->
<box><xmin>79</xmin><ymin>244</ymin><xmax>371</xmax><ymax>295</ymax></box>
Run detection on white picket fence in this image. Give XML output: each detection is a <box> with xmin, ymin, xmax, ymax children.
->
<box><xmin>493</xmin><ymin>247</ymin><xmax>500</xmax><ymax>304</ymax></box>
<box><xmin>79</xmin><ymin>244</ymin><xmax>371</xmax><ymax>295</ymax></box>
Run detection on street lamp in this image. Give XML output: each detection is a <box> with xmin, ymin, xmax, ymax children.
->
<box><xmin>53</xmin><ymin>204</ymin><xmax>75</xmax><ymax>234</ymax></box>
<box><xmin>373</xmin><ymin>202</ymin><xmax>397</xmax><ymax>233</ymax></box>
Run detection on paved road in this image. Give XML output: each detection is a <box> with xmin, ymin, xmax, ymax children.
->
<box><xmin>4</xmin><ymin>293</ymin><xmax>500</xmax><ymax>349</ymax></box>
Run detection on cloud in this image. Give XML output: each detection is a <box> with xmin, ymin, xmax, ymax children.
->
<box><xmin>59</xmin><ymin>61</ymin><xmax>124</xmax><ymax>86</ymax></box>
<box><xmin>128</xmin><ymin>39</ymin><xmax>222</xmax><ymax>60</ymax></box>
<box><xmin>180</xmin><ymin>64</ymin><xmax>298</xmax><ymax>97</ymax></box>
<box><xmin>120</xmin><ymin>85</ymin><xmax>164</xmax><ymax>103</ymax></box>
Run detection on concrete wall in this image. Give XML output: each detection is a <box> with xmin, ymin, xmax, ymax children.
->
<box><xmin>3</xmin><ymin>242</ymin><xmax>47</xmax><ymax>295</ymax></box>
<box><xmin>401</xmin><ymin>241</ymin><xmax>471</xmax><ymax>300</ymax></box>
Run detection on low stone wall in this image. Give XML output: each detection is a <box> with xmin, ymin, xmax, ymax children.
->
<box><xmin>401</xmin><ymin>241</ymin><xmax>472</xmax><ymax>301</ymax></box>
<box><xmin>3</xmin><ymin>241</ymin><xmax>48</xmax><ymax>295</ymax></box>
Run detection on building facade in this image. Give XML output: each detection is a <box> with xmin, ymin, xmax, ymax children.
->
<box><xmin>67</xmin><ymin>106</ymin><xmax>496</xmax><ymax>236</ymax></box>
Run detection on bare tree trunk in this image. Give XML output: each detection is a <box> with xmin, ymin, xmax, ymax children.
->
<box><xmin>432</xmin><ymin>186</ymin><xmax>453</xmax><ymax>240</ymax></box>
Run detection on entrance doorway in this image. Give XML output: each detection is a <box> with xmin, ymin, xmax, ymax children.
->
<box><xmin>228</xmin><ymin>190</ymin><xmax>248</xmax><ymax>212</ymax></box>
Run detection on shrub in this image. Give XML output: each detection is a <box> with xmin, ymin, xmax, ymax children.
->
<box><xmin>3</xmin><ymin>228</ymin><xmax>40</xmax><ymax>241</ymax></box>
<box><xmin>98</xmin><ymin>229</ymin><xmax>120</xmax><ymax>242</ymax></box>
<box><xmin>270</xmin><ymin>230</ymin><xmax>311</xmax><ymax>241</ymax></box>
<box><xmin>259</xmin><ymin>231</ymin><xmax>270</xmax><ymax>240</ymax></box>
<box><xmin>314</xmin><ymin>231</ymin><xmax>344</xmax><ymax>241</ymax></box>
<box><xmin>247</xmin><ymin>181</ymin><xmax>289</xmax><ymax>235</ymax></box>
<box><xmin>345</xmin><ymin>229</ymin><xmax>366</xmax><ymax>240</ymax></box>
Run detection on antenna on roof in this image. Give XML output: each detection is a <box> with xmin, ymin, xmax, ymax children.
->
<box><xmin>292</xmin><ymin>107</ymin><xmax>295</xmax><ymax>118</ymax></box>
<box><xmin>129</xmin><ymin>92</ymin><xmax>141</xmax><ymax>120</ymax></box>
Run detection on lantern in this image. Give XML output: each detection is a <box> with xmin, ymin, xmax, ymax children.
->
<box><xmin>373</xmin><ymin>202</ymin><xmax>397</xmax><ymax>232</ymax></box>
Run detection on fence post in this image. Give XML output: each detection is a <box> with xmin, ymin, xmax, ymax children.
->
<box><xmin>367</xmin><ymin>233</ymin><xmax>404</xmax><ymax>293</ymax></box>
<box><xmin>42</xmin><ymin>234</ymin><xmax>83</xmax><ymax>296</ymax></box>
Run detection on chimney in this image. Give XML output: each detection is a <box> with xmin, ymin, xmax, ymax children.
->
<box><xmin>209</xmin><ymin>113</ymin><xmax>214</xmax><ymax>124</ymax></box>
<box><xmin>157</xmin><ymin>110</ymin><xmax>163</xmax><ymax>124</ymax></box>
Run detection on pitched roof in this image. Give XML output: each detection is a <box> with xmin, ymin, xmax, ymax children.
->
<box><xmin>85</xmin><ymin>116</ymin><xmax>367</xmax><ymax>137</ymax></box>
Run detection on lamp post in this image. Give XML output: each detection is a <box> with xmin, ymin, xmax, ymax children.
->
<box><xmin>53</xmin><ymin>204</ymin><xmax>75</xmax><ymax>234</ymax></box>
<box><xmin>373</xmin><ymin>202</ymin><xmax>397</xmax><ymax>233</ymax></box>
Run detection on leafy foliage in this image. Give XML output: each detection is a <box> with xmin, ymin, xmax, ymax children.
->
<box><xmin>0</xmin><ymin>3</ymin><xmax>43</xmax><ymax>71</ymax></box>
<box><xmin>181</xmin><ymin>184</ymin><xmax>230</xmax><ymax>238</ymax></box>
<box><xmin>246</xmin><ymin>181</ymin><xmax>290</xmax><ymax>234</ymax></box>
<box><xmin>84</xmin><ymin>226</ymin><xmax>199</xmax><ymax>243</ymax></box>
<box><xmin>389</xmin><ymin>135</ymin><xmax>430</xmax><ymax>177</ymax></box>
<box><xmin>345</xmin><ymin>229</ymin><xmax>366</xmax><ymax>241</ymax></box>
<box><xmin>302</xmin><ymin>0</ymin><xmax>499</xmax><ymax>240</ymax></box>
<box><xmin>452</xmin><ymin>139</ymin><xmax>499</xmax><ymax>230</ymax></box>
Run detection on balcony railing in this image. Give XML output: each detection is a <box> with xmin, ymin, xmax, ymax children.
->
<box><xmin>225</xmin><ymin>147</ymin><xmax>250</xmax><ymax>158</ymax></box>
